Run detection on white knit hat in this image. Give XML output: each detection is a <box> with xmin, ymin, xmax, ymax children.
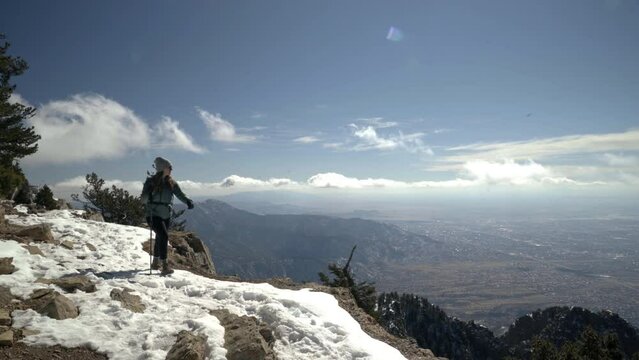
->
<box><xmin>153</xmin><ymin>157</ymin><xmax>173</xmax><ymax>172</ymax></box>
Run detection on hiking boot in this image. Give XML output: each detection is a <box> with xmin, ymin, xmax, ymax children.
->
<box><xmin>161</xmin><ymin>260</ymin><xmax>174</xmax><ymax>276</ymax></box>
<box><xmin>151</xmin><ymin>257</ymin><xmax>160</xmax><ymax>270</ymax></box>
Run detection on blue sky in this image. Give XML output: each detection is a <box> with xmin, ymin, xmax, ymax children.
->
<box><xmin>2</xmin><ymin>0</ymin><xmax>639</xmax><ymax>199</ymax></box>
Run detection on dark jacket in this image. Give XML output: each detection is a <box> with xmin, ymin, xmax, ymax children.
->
<box><xmin>141</xmin><ymin>175</ymin><xmax>191</xmax><ymax>220</ymax></box>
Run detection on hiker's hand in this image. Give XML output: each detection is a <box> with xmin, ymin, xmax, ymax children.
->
<box><xmin>187</xmin><ymin>200</ymin><xmax>194</xmax><ymax>209</ymax></box>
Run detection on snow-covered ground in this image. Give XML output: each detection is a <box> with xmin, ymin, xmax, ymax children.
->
<box><xmin>0</xmin><ymin>209</ymin><xmax>406</xmax><ymax>360</ymax></box>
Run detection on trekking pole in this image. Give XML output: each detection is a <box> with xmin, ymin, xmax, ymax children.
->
<box><xmin>149</xmin><ymin>224</ymin><xmax>153</xmax><ymax>275</ymax></box>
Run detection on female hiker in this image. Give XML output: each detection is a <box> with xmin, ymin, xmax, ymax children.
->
<box><xmin>141</xmin><ymin>156</ymin><xmax>194</xmax><ymax>275</ymax></box>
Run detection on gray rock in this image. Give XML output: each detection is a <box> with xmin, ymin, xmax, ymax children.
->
<box><xmin>165</xmin><ymin>330</ymin><xmax>208</xmax><ymax>360</ymax></box>
<box><xmin>56</xmin><ymin>199</ymin><xmax>70</xmax><ymax>210</ymax></box>
<box><xmin>210</xmin><ymin>309</ymin><xmax>276</xmax><ymax>360</ymax></box>
<box><xmin>86</xmin><ymin>243</ymin><xmax>97</xmax><ymax>251</ymax></box>
<box><xmin>0</xmin><ymin>329</ymin><xmax>13</xmax><ymax>346</ymax></box>
<box><xmin>167</xmin><ymin>232</ymin><xmax>216</xmax><ymax>276</ymax></box>
<box><xmin>84</xmin><ymin>211</ymin><xmax>104</xmax><ymax>222</ymax></box>
<box><xmin>28</xmin><ymin>289</ymin><xmax>79</xmax><ymax>320</ymax></box>
<box><xmin>0</xmin><ymin>258</ymin><xmax>15</xmax><ymax>275</ymax></box>
<box><xmin>61</xmin><ymin>240</ymin><xmax>74</xmax><ymax>250</ymax></box>
<box><xmin>26</xmin><ymin>245</ymin><xmax>45</xmax><ymax>256</ymax></box>
<box><xmin>37</xmin><ymin>275</ymin><xmax>97</xmax><ymax>293</ymax></box>
<box><xmin>110</xmin><ymin>288</ymin><xmax>146</xmax><ymax>313</ymax></box>
<box><xmin>0</xmin><ymin>309</ymin><xmax>11</xmax><ymax>326</ymax></box>
<box><xmin>0</xmin><ymin>286</ymin><xmax>13</xmax><ymax>307</ymax></box>
<box><xmin>14</xmin><ymin>224</ymin><xmax>55</xmax><ymax>243</ymax></box>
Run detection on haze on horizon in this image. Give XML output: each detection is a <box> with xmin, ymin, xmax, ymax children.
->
<box><xmin>2</xmin><ymin>0</ymin><xmax>638</xmax><ymax>214</ymax></box>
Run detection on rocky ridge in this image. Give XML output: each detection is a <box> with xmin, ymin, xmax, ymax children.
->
<box><xmin>0</xmin><ymin>201</ymin><xmax>441</xmax><ymax>359</ymax></box>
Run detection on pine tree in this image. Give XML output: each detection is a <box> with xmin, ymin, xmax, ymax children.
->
<box><xmin>318</xmin><ymin>245</ymin><xmax>378</xmax><ymax>317</ymax></box>
<box><xmin>0</xmin><ymin>34</ymin><xmax>40</xmax><ymax>163</ymax></box>
<box><xmin>34</xmin><ymin>184</ymin><xmax>57</xmax><ymax>210</ymax></box>
<box><xmin>0</xmin><ymin>34</ymin><xmax>40</xmax><ymax>198</ymax></box>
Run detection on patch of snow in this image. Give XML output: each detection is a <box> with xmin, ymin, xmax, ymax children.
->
<box><xmin>1</xmin><ymin>209</ymin><xmax>405</xmax><ymax>359</ymax></box>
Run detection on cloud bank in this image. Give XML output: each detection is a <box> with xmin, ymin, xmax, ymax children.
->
<box><xmin>54</xmin><ymin>159</ymin><xmax>606</xmax><ymax>198</ymax></box>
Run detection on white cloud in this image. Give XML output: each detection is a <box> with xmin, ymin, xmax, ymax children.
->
<box><xmin>294</xmin><ymin>136</ymin><xmax>320</xmax><ymax>144</ymax></box>
<box><xmin>602</xmin><ymin>153</ymin><xmax>639</xmax><ymax>167</ymax></box>
<box><xmin>55</xmin><ymin>176</ymin><xmax>143</xmax><ymax>192</ymax></box>
<box><xmin>8</xmin><ymin>93</ymin><xmax>32</xmax><ymax>107</ymax></box>
<box><xmin>22</xmin><ymin>94</ymin><xmax>205</xmax><ymax>164</ymax></box>
<box><xmin>356</xmin><ymin>117</ymin><xmax>398</xmax><ymax>129</ymax></box>
<box><xmin>463</xmin><ymin>159</ymin><xmax>548</xmax><ymax>185</ymax></box>
<box><xmin>218</xmin><ymin>175</ymin><xmax>298</xmax><ymax>188</ymax></box>
<box><xmin>447</xmin><ymin>129</ymin><xmax>639</xmax><ymax>162</ymax></box>
<box><xmin>153</xmin><ymin>117</ymin><xmax>206</xmax><ymax>154</ymax></box>
<box><xmin>198</xmin><ymin>108</ymin><xmax>256</xmax><ymax>143</ymax></box>
<box><xmin>26</xmin><ymin>94</ymin><xmax>152</xmax><ymax>164</ymax></box>
<box><xmin>349</xmin><ymin>124</ymin><xmax>433</xmax><ymax>154</ymax></box>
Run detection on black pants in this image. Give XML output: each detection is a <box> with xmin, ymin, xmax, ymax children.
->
<box><xmin>149</xmin><ymin>216</ymin><xmax>170</xmax><ymax>260</ymax></box>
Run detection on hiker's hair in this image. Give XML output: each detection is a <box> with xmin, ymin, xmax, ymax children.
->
<box><xmin>151</xmin><ymin>172</ymin><xmax>175</xmax><ymax>194</ymax></box>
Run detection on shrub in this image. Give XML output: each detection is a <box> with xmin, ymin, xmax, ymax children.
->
<box><xmin>72</xmin><ymin>172</ymin><xmax>144</xmax><ymax>226</ymax></box>
<box><xmin>34</xmin><ymin>184</ymin><xmax>57</xmax><ymax>210</ymax></box>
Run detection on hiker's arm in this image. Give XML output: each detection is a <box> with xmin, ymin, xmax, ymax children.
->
<box><xmin>172</xmin><ymin>182</ymin><xmax>192</xmax><ymax>207</ymax></box>
<box><xmin>140</xmin><ymin>178</ymin><xmax>151</xmax><ymax>204</ymax></box>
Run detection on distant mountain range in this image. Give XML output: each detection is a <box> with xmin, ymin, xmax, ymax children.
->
<box><xmin>183</xmin><ymin>199</ymin><xmax>444</xmax><ymax>281</ymax></box>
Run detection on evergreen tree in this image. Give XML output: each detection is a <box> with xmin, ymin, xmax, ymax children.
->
<box><xmin>0</xmin><ymin>34</ymin><xmax>40</xmax><ymax>198</ymax></box>
<box><xmin>579</xmin><ymin>327</ymin><xmax>604</xmax><ymax>360</ymax></box>
<box><xmin>318</xmin><ymin>245</ymin><xmax>378</xmax><ymax>317</ymax></box>
<box><xmin>72</xmin><ymin>172</ymin><xmax>144</xmax><ymax>226</ymax></box>
<box><xmin>34</xmin><ymin>184</ymin><xmax>57</xmax><ymax>210</ymax></box>
<box><xmin>532</xmin><ymin>337</ymin><xmax>559</xmax><ymax>360</ymax></box>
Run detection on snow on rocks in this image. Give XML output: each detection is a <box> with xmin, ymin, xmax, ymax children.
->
<box><xmin>0</xmin><ymin>209</ymin><xmax>407</xmax><ymax>359</ymax></box>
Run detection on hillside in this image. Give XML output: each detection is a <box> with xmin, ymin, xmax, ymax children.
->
<box><xmin>184</xmin><ymin>199</ymin><xmax>444</xmax><ymax>281</ymax></box>
<box><xmin>378</xmin><ymin>292</ymin><xmax>639</xmax><ymax>360</ymax></box>
<box><xmin>0</xmin><ymin>202</ymin><xmax>438</xmax><ymax>359</ymax></box>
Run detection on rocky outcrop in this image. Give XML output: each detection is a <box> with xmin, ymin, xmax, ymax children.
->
<box><xmin>110</xmin><ymin>288</ymin><xmax>146</xmax><ymax>313</ymax></box>
<box><xmin>0</xmin><ymin>258</ymin><xmax>15</xmax><ymax>275</ymax></box>
<box><xmin>13</xmin><ymin>224</ymin><xmax>55</xmax><ymax>243</ymax></box>
<box><xmin>210</xmin><ymin>309</ymin><xmax>276</xmax><ymax>360</ymax></box>
<box><xmin>36</xmin><ymin>275</ymin><xmax>97</xmax><ymax>293</ymax></box>
<box><xmin>143</xmin><ymin>231</ymin><xmax>216</xmax><ymax>277</ymax></box>
<box><xmin>166</xmin><ymin>330</ymin><xmax>208</xmax><ymax>360</ymax></box>
<box><xmin>27</xmin><ymin>289</ymin><xmax>79</xmax><ymax>320</ymax></box>
<box><xmin>169</xmin><ymin>231</ymin><xmax>216</xmax><ymax>276</ymax></box>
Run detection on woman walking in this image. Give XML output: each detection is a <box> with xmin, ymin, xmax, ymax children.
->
<box><xmin>141</xmin><ymin>157</ymin><xmax>194</xmax><ymax>275</ymax></box>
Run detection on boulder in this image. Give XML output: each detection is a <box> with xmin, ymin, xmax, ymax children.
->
<box><xmin>56</xmin><ymin>199</ymin><xmax>70</xmax><ymax>210</ymax></box>
<box><xmin>28</xmin><ymin>289</ymin><xmax>79</xmax><ymax>320</ymax></box>
<box><xmin>0</xmin><ymin>258</ymin><xmax>15</xmax><ymax>275</ymax></box>
<box><xmin>0</xmin><ymin>287</ymin><xmax>13</xmax><ymax>307</ymax></box>
<box><xmin>210</xmin><ymin>309</ymin><xmax>276</xmax><ymax>360</ymax></box>
<box><xmin>0</xmin><ymin>309</ymin><xmax>10</xmax><ymax>326</ymax></box>
<box><xmin>84</xmin><ymin>211</ymin><xmax>104</xmax><ymax>222</ymax></box>
<box><xmin>37</xmin><ymin>275</ymin><xmax>97</xmax><ymax>293</ymax></box>
<box><xmin>165</xmin><ymin>330</ymin><xmax>208</xmax><ymax>360</ymax></box>
<box><xmin>14</xmin><ymin>224</ymin><xmax>55</xmax><ymax>243</ymax></box>
<box><xmin>61</xmin><ymin>240</ymin><xmax>74</xmax><ymax>250</ymax></box>
<box><xmin>110</xmin><ymin>288</ymin><xmax>145</xmax><ymax>313</ymax></box>
<box><xmin>168</xmin><ymin>232</ymin><xmax>216</xmax><ymax>276</ymax></box>
<box><xmin>25</xmin><ymin>245</ymin><xmax>44</xmax><ymax>256</ymax></box>
<box><xmin>86</xmin><ymin>243</ymin><xmax>97</xmax><ymax>251</ymax></box>
<box><xmin>0</xmin><ymin>329</ymin><xmax>13</xmax><ymax>346</ymax></box>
